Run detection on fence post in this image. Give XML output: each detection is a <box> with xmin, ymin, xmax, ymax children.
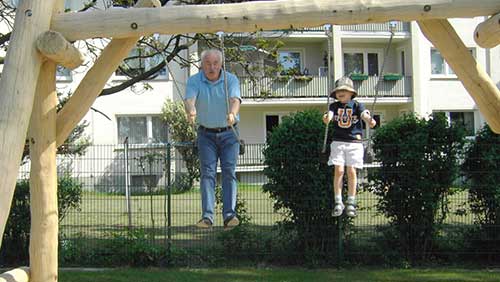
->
<box><xmin>166</xmin><ymin>142</ymin><xmax>172</xmax><ymax>262</ymax></box>
<box><xmin>337</xmin><ymin>217</ymin><xmax>344</xmax><ymax>266</ymax></box>
<box><xmin>124</xmin><ymin>137</ymin><xmax>132</xmax><ymax>229</ymax></box>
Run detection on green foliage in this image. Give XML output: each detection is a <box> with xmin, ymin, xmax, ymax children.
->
<box><xmin>462</xmin><ymin>124</ymin><xmax>500</xmax><ymax>226</ymax></box>
<box><xmin>60</xmin><ymin>230</ymin><xmax>166</xmax><ymax>267</ymax></box>
<box><xmin>368</xmin><ymin>113</ymin><xmax>466</xmax><ymax>262</ymax></box>
<box><xmin>0</xmin><ymin>175</ymin><xmax>83</xmax><ymax>266</ymax></box>
<box><xmin>262</xmin><ymin>109</ymin><xmax>350</xmax><ymax>261</ymax></box>
<box><xmin>161</xmin><ymin>100</ymin><xmax>199</xmax><ymax>188</ymax></box>
<box><xmin>462</xmin><ymin>125</ymin><xmax>500</xmax><ymax>259</ymax></box>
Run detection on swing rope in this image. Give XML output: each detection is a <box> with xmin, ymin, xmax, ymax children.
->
<box><xmin>364</xmin><ymin>22</ymin><xmax>396</xmax><ymax>161</ymax></box>
<box><xmin>321</xmin><ymin>24</ymin><xmax>334</xmax><ymax>154</ymax></box>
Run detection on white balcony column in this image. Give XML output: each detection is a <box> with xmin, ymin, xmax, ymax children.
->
<box><xmin>410</xmin><ymin>22</ymin><xmax>431</xmax><ymax>116</ymax></box>
<box><xmin>332</xmin><ymin>25</ymin><xmax>343</xmax><ymax>81</ymax></box>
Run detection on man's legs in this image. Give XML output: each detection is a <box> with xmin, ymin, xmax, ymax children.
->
<box><xmin>218</xmin><ymin>129</ymin><xmax>239</xmax><ymax>222</ymax></box>
<box><xmin>197</xmin><ymin>129</ymin><xmax>218</xmax><ymax>224</ymax></box>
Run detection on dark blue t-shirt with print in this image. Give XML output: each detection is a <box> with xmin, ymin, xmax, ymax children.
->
<box><xmin>329</xmin><ymin>100</ymin><xmax>366</xmax><ymax>143</ymax></box>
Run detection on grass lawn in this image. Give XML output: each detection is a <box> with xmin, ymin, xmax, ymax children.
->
<box><xmin>59</xmin><ymin>267</ymin><xmax>500</xmax><ymax>282</ymax></box>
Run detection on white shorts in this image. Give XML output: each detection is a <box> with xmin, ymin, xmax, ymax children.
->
<box><xmin>327</xmin><ymin>141</ymin><xmax>364</xmax><ymax>168</ymax></box>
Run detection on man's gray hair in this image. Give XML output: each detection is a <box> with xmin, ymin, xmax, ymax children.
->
<box><xmin>200</xmin><ymin>49</ymin><xmax>223</xmax><ymax>64</ymax></box>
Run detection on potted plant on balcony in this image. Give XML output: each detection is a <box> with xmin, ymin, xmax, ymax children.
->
<box><xmin>383</xmin><ymin>73</ymin><xmax>403</xmax><ymax>81</ymax></box>
<box><xmin>292</xmin><ymin>75</ymin><xmax>313</xmax><ymax>82</ymax></box>
<box><xmin>349</xmin><ymin>72</ymin><xmax>369</xmax><ymax>81</ymax></box>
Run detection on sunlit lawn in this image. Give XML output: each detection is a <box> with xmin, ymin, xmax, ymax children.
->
<box><xmin>59</xmin><ymin>267</ymin><xmax>500</xmax><ymax>282</ymax></box>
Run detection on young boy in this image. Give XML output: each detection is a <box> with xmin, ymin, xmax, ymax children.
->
<box><xmin>322</xmin><ymin>76</ymin><xmax>376</xmax><ymax>217</ymax></box>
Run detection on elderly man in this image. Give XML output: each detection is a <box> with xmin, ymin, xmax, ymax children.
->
<box><xmin>184</xmin><ymin>49</ymin><xmax>241</xmax><ymax>230</ymax></box>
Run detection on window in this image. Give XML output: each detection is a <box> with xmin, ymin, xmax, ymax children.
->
<box><xmin>278</xmin><ymin>51</ymin><xmax>302</xmax><ymax>75</ymax></box>
<box><xmin>431</xmin><ymin>48</ymin><xmax>475</xmax><ymax>76</ymax></box>
<box><xmin>116</xmin><ymin>47</ymin><xmax>167</xmax><ymax>79</ymax></box>
<box><xmin>449</xmin><ymin>112</ymin><xmax>475</xmax><ymax>136</ymax></box>
<box><xmin>343</xmin><ymin>51</ymin><xmax>380</xmax><ymax>75</ymax></box>
<box><xmin>56</xmin><ymin>66</ymin><xmax>72</xmax><ymax>81</ymax></box>
<box><xmin>400</xmin><ymin>50</ymin><xmax>406</xmax><ymax>75</ymax></box>
<box><xmin>265</xmin><ymin>114</ymin><xmax>283</xmax><ymax>140</ymax></box>
<box><xmin>117</xmin><ymin>115</ymin><xmax>168</xmax><ymax>144</ymax></box>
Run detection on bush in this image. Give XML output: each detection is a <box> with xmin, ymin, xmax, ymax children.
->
<box><xmin>462</xmin><ymin>124</ymin><xmax>500</xmax><ymax>260</ymax></box>
<box><xmin>60</xmin><ymin>230</ymin><xmax>167</xmax><ymax>267</ymax></box>
<box><xmin>0</xmin><ymin>174</ymin><xmax>83</xmax><ymax>266</ymax></box>
<box><xmin>368</xmin><ymin>113</ymin><xmax>466</xmax><ymax>262</ymax></box>
<box><xmin>161</xmin><ymin>101</ymin><xmax>199</xmax><ymax>188</ymax></box>
<box><xmin>262</xmin><ymin>109</ymin><xmax>351</xmax><ymax>263</ymax></box>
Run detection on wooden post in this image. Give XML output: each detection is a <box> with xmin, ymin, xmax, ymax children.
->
<box><xmin>418</xmin><ymin>19</ymin><xmax>500</xmax><ymax>133</ymax></box>
<box><xmin>28</xmin><ymin>2</ymin><xmax>64</xmax><ymax>282</ymax></box>
<box><xmin>56</xmin><ymin>0</ymin><xmax>161</xmax><ymax>146</ymax></box>
<box><xmin>0</xmin><ymin>267</ymin><xmax>29</xmax><ymax>282</ymax></box>
<box><xmin>36</xmin><ymin>31</ymin><xmax>85</xmax><ymax>69</ymax></box>
<box><xmin>0</xmin><ymin>0</ymin><xmax>57</xmax><ymax>249</ymax></box>
<box><xmin>474</xmin><ymin>13</ymin><xmax>500</xmax><ymax>49</ymax></box>
<box><xmin>50</xmin><ymin>0</ymin><xmax>500</xmax><ymax>41</ymax></box>
<box><xmin>28</xmin><ymin>61</ymin><xmax>58</xmax><ymax>282</ymax></box>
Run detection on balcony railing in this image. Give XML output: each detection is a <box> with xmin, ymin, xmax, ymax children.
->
<box><xmin>341</xmin><ymin>22</ymin><xmax>410</xmax><ymax>32</ymax></box>
<box><xmin>353</xmin><ymin>75</ymin><xmax>412</xmax><ymax>98</ymax></box>
<box><xmin>239</xmin><ymin>75</ymin><xmax>412</xmax><ymax>98</ymax></box>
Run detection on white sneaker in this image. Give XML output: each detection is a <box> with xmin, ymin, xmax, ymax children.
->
<box><xmin>332</xmin><ymin>202</ymin><xmax>344</xmax><ymax>217</ymax></box>
<box><xmin>346</xmin><ymin>200</ymin><xmax>357</xmax><ymax>217</ymax></box>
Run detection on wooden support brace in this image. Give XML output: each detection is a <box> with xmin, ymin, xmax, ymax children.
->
<box><xmin>418</xmin><ymin>19</ymin><xmax>500</xmax><ymax>133</ymax></box>
<box><xmin>0</xmin><ymin>267</ymin><xmax>29</xmax><ymax>282</ymax></box>
<box><xmin>50</xmin><ymin>0</ymin><xmax>500</xmax><ymax>41</ymax></box>
<box><xmin>55</xmin><ymin>0</ymin><xmax>161</xmax><ymax>146</ymax></box>
<box><xmin>0</xmin><ymin>0</ymin><xmax>58</xmax><ymax>249</ymax></box>
<box><xmin>474</xmin><ymin>13</ymin><xmax>500</xmax><ymax>49</ymax></box>
<box><xmin>36</xmin><ymin>30</ymin><xmax>85</xmax><ymax>69</ymax></box>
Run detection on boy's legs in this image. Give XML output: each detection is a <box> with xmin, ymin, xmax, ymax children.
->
<box><xmin>345</xmin><ymin>143</ymin><xmax>363</xmax><ymax>217</ymax></box>
<box><xmin>333</xmin><ymin>165</ymin><xmax>345</xmax><ymax>216</ymax></box>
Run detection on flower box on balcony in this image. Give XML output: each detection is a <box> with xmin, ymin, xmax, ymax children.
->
<box><xmin>292</xmin><ymin>75</ymin><xmax>313</xmax><ymax>82</ymax></box>
<box><xmin>349</xmin><ymin>73</ymin><xmax>369</xmax><ymax>81</ymax></box>
<box><xmin>383</xmin><ymin>73</ymin><xmax>403</xmax><ymax>81</ymax></box>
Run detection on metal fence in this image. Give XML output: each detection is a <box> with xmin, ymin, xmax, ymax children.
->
<box><xmin>14</xmin><ymin>142</ymin><xmax>499</xmax><ymax>266</ymax></box>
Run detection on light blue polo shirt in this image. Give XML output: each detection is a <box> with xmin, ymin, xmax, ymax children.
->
<box><xmin>185</xmin><ymin>70</ymin><xmax>241</xmax><ymax>128</ymax></box>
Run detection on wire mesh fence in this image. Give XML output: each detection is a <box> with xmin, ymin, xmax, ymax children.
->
<box><xmin>11</xmin><ymin>141</ymin><xmax>500</xmax><ymax>266</ymax></box>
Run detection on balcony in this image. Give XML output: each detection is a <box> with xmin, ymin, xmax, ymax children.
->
<box><xmin>239</xmin><ymin>75</ymin><xmax>412</xmax><ymax>99</ymax></box>
<box><xmin>341</xmin><ymin>22</ymin><xmax>410</xmax><ymax>33</ymax></box>
<box><xmin>353</xmin><ymin>75</ymin><xmax>412</xmax><ymax>98</ymax></box>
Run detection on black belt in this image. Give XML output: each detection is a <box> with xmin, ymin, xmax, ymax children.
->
<box><xmin>199</xmin><ymin>124</ymin><xmax>236</xmax><ymax>133</ymax></box>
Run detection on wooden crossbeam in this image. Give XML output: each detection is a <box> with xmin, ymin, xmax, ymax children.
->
<box><xmin>55</xmin><ymin>0</ymin><xmax>161</xmax><ymax>146</ymax></box>
<box><xmin>36</xmin><ymin>30</ymin><xmax>85</xmax><ymax>69</ymax></box>
<box><xmin>418</xmin><ymin>19</ymin><xmax>500</xmax><ymax>133</ymax></box>
<box><xmin>0</xmin><ymin>267</ymin><xmax>29</xmax><ymax>282</ymax></box>
<box><xmin>474</xmin><ymin>13</ymin><xmax>500</xmax><ymax>48</ymax></box>
<box><xmin>51</xmin><ymin>0</ymin><xmax>500</xmax><ymax>41</ymax></box>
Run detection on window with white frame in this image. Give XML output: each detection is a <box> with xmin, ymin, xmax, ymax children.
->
<box><xmin>117</xmin><ymin>115</ymin><xmax>168</xmax><ymax>144</ymax></box>
<box><xmin>431</xmin><ymin>48</ymin><xmax>475</xmax><ymax>76</ymax></box>
<box><xmin>265</xmin><ymin>114</ymin><xmax>285</xmax><ymax>141</ymax></box>
<box><xmin>56</xmin><ymin>66</ymin><xmax>72</xmax><ymax>81</ymax></box>
<box><xmin>449</xmin><ymin>111</ymin><xmax>475</xmax><ymax>136</ymax></box>
<box><xmin>278</xmin><ymin>50</ymin><xmax>302</xmax><ymax>75</ymax></box>
<box><xmin>115</xmin><ymin>47</ymin><xmax>167</xmax><ymax>79</ymax></box>
<box><xmin>343</xmin><ymin>51</ymin><xmax>380</xmax><ymax>75</ymax></box>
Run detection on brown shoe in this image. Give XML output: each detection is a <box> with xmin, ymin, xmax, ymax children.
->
<box><xmin>196</xmin><ymin>218</ymin><xmax>212</xmax><ymax>229</ymax></box>
<box><xmin>223</xmin><ymin>216</ymin><xmax>240</xmax><ymax>231</ymax></box>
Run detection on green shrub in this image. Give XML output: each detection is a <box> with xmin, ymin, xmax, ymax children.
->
<box><xmin>161</xmin><ymin>101</ymin><xmax>199</xmax><ymax>188</ymax></box>
<box><xmin>0</xmin><ymin>174</ymin><xmax>83</xmax><ymax>266</ymax></box>
<box><xmin>462</xmin><ymin>124</ymin><xmax>500</xmax><ymax>260</ymax></box>
<box><xmin>369</xmin><ymin>113</ymin><xmax>465</xmax><ymax>262</ymax></box>
<box><xmin>262</xmin><ymin>109</ymin><xmax>350</xmax><ymax>263</ymax></box>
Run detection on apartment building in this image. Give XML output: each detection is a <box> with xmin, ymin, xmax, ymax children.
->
<box><xmin>3</xmin><ymin>0</ymin><xmax>498</xmax><ymax>189</ymax></box>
